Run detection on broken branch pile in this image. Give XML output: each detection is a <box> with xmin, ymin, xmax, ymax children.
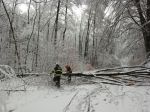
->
<box><xmin>64</xmin><ymin>66</ymin><xmax>150</xmax><ymax>86</ymax></box>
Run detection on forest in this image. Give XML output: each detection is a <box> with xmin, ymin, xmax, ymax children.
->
<box><xmin>0</xmin><ymin>0</ymin><xmax>150</xmax><ymax>112</ymax></box>
<box><xmin>0</xmin><ymin>0</ymin><xmax>150</xmax><ymax>73</ymax></box>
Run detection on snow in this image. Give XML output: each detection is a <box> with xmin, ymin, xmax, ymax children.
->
<box><xmin>4</xmin><ymin>83</ymin><xmax>150</xmax><ymax>112</ymax></box>
<box><xmin>0</xmin><ymin>65</ymin><xmax>16</xmax><ymax>79</ymax></box>
<box><xmin>0</xmin><ymin>74</ymin><xmax>150</xmax><ymax>112</ymax></box>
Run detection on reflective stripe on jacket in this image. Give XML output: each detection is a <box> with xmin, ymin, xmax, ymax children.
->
<box><xmin>54</xmin><ymin>69</ymin><xmax>62</xmax><ymax>76</ymax></box>
<box><xmin>53</xmin><ymin>66</ymin><xmax>62</xmax><ymax>76</ymax></box>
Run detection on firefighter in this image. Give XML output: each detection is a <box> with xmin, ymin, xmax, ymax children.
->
<box><xmin>51</xmin><ymin>64</ymin><xmax>62</xmax><ymax>88</ymax></box>
<box><xmin>65</xmin><ymin>65</ymin><xmax>72</xmax><ymax>83</ymax></box>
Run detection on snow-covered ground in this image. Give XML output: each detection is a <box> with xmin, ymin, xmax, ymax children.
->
<box><xmin>4</xmin><ymin>83</ymin><xmax>150</xmax><ymax>112</ymax></box>
<box><xmin>0</xmin><ymin>75</ymin><xmax>150</xmax><ymax>112</ymax></box>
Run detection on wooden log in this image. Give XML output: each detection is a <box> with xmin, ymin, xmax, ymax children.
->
<box><xmin>0</xmin><ymin>89</ymin><xmax>25</xmax><ymax>92</ymax></box>
<box><xmin>95</xmin><ymin>66</ymin><xmax>150</xmax><ymax>72</ymax></box>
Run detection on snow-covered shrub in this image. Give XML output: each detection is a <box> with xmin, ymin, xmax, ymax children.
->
<box><xmin>0</xmin><ymin>65</ymin><xmax>16</xmax><ymax>80</ymax></box>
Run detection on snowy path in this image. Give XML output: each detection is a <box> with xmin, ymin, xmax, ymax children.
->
<box><xmin>6</xmin><ymin>84</ymin><xmax>150</xmax><ymax>112</ymax></box>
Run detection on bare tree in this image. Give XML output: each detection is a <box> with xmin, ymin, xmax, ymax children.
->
<box><xmin>1</xmin><ymin>0</ymin><xmax>23</xmax><ymax>73</ymax></box>
<box><xmin>53</xmin><ymin>0</ymin><xmax>61</xmax><ymax>46</ymax></box>
<box><xmin>62</xmin><ymin>0</ymin><xmax>68</xmax><ymax>46</ymax></box>
<box><xmin>84</xmin><ymin>7</ymin><xmax>92</xmax><ymax>58</ymax></box>
<box><xmin>133</xmin><ymin>0</ymin><xmax>150</xmax><ymax>58</ymax></box>
<box><xmin>35</xmin><ymin>3</ymin><xmax>41</xmax><ymax>68</ymax></box>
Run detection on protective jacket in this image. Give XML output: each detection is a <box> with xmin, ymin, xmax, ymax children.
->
<box><xmin>52</xmin><ymin>65</ymin><xmax>62</xmax><ymax>77</ymax></box>
<box><xmin>65</xmin><ymin>65</ymin><xmax>72</xmax><ymax>74</ymax></box>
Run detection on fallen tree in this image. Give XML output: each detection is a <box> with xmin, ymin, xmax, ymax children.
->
<box><xmin>15</xmin><ymin>65</ymin><xmax>150</xmax><ymax>86</ymax></box>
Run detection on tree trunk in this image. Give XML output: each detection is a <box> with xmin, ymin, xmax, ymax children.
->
<box><xmin>91</xmin><ymin>5</ymin><xmax>97</xmax><ymax>66</ymax></box>
<box><xmin>27</xmin><ymin>0</ymin><xmax>32</xmax><ymax>24</ymax></box>
<box><xmin>79</xmin><ymin>19</ymin><xmax>83</xmax><ymax>57</ymax></box>
<box><xmin>45</xmin><ymin>22</ymin><xmax>50</xmax><ymax>71</ymax></box>
<box><xmin>54</xmin><ymin>0</ymin><xmax>61</xmax><ymax>46</ymax></box>
<box><xmin>35</xmin><ymin>3</ymin><xmax>41</xmax><ymax>68</ymax></box>
<box><xmin>62</xmin><ymin>0</ymin><xmax>68</xmax><ymax>46</ymax></box>
<box><xmin>84</xmin><ymin>8</ymin><xmax>92</xmax><ymax>58</ymax></box>
<box><xmin>145</xmin><ymin>0</ymin><xmax>150</xmax><ymax>57</ymax></box>
<box><xmin>134</xmin><ymin>0</ymin><xmax>150</xmax><ymax>57</ymax></box>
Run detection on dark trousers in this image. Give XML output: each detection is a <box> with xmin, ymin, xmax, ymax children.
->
<box><xmin>53</xmin><ymin>76</ymin><xmax>60</xmax><ymax>87</ymax></box>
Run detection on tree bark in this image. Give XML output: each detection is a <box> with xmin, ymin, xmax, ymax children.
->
<box><xmin>62</xmin><ymin>0</ymin><xmax>68</xmax><ymax>46</ymax></box>
<box><xmin>91</xmin><ymin>4</ymin><xmax>98</xmax><ymax>66</ymax></box>
<box><xmin>84</xmin><ymin>8</ymin><xmax>92</xmax><ymax>58</ymax></box>
<box><xmin>79</xmin><ymin>19</ymin><xmax>83</xmax><ymax>57</ymax></box>
<box><xmin>134</xmin><ymin>0</ymin><xmax>150</xmax><ymax>57</ymax></box>
<box><xmin>27</xmin><ymin>0</ymin><xmax>32</xmax><ymax>24</ymax></box>
<box><xmin>54</xmin><ymin>0</ymin><xmax>61</xmax><ymax>46</ymax></box>
<box><xmin>35</xmin><ymin>3</ymin><xmax>41</xmax><ymax>68</ymax></box>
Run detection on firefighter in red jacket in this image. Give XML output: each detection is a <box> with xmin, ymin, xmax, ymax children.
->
<box><xmin>65</xmin><ymin>65</ymin><xmax>72</xmax><ymax>83</ymax></box>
